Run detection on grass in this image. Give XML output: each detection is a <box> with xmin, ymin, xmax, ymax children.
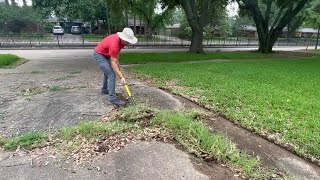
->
<box><xmin>49</xmin><ymin>85</ymin><xmax>63</xmax><ymax>91</ymax></box>
<box><xmin>0</xmin><ymin>105</ymin><xmax>280</xmax><ymax>179</ymax></box>
<box><xmin>120</xmin><ymin>105</ymin><xmax>277</xmax><ymax>179</ymax></box>
<box><xmin>59</xmin><ymin>121</ymin><xmax>135</xmax><ymax>140</ymax></box>
<box><xmin>153</xmin><ymin>111</ymin><xmax>275</xmax><ymax>179</ymax></box>
<box><xmin>69</xmin><ymin>70</ymin><xmax>81</xmax><ymax>74</ymax></box>
<box><xmin>20</xmin><ymin>87</ymin><xmax>44</xmax><ymax>100</ymax></box>
<box><xmin>54</xmin><ymin>75</ymin><xmax>75</xmax><ymax>81</ymax></box>
<box><xmin>128</xmin><ymin>57</ymin><xmax>320</xmax><ymax>158</ymax></box>
<box><xmin>0</xmin><ymin>54</ymin><xmax>27</xmax><ymax>68</ymax></box>
<box><xmin>120</xmin><ymin>51</ymin><xmax>283</xmax><ymax>64</ymax></box>
<box><xmin>0</xmin><ymin>121</ymin><xmax>135</xmax><ymax>150</ymax></box>
<box><xmin>3</xmin><ymin>132</ymin><xmax>48</xmax><ymax>150</ymax></box>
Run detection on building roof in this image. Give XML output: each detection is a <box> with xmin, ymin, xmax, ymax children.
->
<box><xmin>166</xmin><ymin>23</ymin><xmax>180</xmax><ymax>29</ymax></box>
<box><xmin>297</xmin><ymin>28</ymin><xmax>318</xmax><ymax>33</ymax></box>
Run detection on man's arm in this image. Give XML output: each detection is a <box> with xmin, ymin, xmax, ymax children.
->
<box><xmin>110</xmin><ymin>57</ymin><xmax>126</xmax><ymax>84</ymax></box>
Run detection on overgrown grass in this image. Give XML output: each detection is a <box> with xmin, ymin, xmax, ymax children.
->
<box><xmin>0</xmin><ymin>54</ymin><xmax>26</xmax><ymax>68</ymax></box>
<box><xmin>3</xmin><ymin>132</ymin><xmax>48</xmax><ymax>150</ymax></box>
<box><xmin>59</xmin><ymin>121</ymin><xmax>135</xmax><ymax>140</ymax></box>
<box><xmin>120</xmin><ymin>52</ymin><xmax>274</xmax><ymax>64</ymax></box>
<box><xmin>128</xmin><ymin>57</ymin><xmax>320</xmax><ymax>158</ymax></box>
<box><xmin>0</xmin><ymin>104</ymin><xmax>280</xmax><ymax>178</ymax></box>
<box><xmin>153</xmin><ymin>111</ymin><xmax>276</xmax><ymax>179</ymax></box>
<box><xmin>0</xmin><ymin>121</ymin><xmax>135</xmax><ymax>150</ymax></box>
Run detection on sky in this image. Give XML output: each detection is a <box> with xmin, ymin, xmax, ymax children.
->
<box><xmin>1</xmin><ymin>0</ymin><xmax>32</xmax><ymax>6</ymax></box>
<box><xmin>227</xmin><ymin>2</ymin><xmax>239</xmax><ymax>17</ymax></box>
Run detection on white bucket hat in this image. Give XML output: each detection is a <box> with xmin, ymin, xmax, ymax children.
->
<box><xmin>117</xmin><ymin>28</ymin><xmax>138</xmax><ymax>44</ymax></box>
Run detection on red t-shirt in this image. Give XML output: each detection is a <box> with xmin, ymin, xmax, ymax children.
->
<box><xmin>95</xmin><ymin>34</ymin><xmax>125</xmax><ymax>59</ymax></box>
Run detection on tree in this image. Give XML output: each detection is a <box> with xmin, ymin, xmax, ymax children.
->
<box><xmin>236</xmin><ymin>0</ymin><xmax>312</xmax><ymax>53</ymax></box>
<box><xmin>0</xmin><ymin>1</ymin><xmax>42</xmax><ymax>33</ymax></box>
<box><xmin>129</xmin><ymin>0</ymin><xmax>173</xmax><ymax>37</ymax></box>
<box><xmin>161</xmin><ymin>0</ymin><xmax>228</xmax><ymax>53</ymax></box>
<box><xmin>303</xmin><ymin>0</ymin><xmax>320</xmax><ymax>49</ymax></box>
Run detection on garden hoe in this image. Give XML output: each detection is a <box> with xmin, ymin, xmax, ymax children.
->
<box><xmin>124</xmin><ymin>83</ymin><xmax>136</xmax><ymax>105</ymax></box>
<box><xmin>119</xmin><ymin>71</ymin><xmax>135</xmax><ymax>105</ymax></box>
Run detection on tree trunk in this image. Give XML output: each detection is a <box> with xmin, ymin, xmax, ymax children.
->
<box><xmin>257</xmin><ymin>25</ymin><xmax>283</xmax><ymax>53</ymax></box>
<box><xmin>105</xmin><ymin>3</ymin><xmax>111</xmax><ymax>35</ymax></box>
<box><xmin>189</xmin><ymin>28</ymin><xmax>204</xmax><ymax>53</ymax></box>
<box><xmin>125</xmin><ymin>9</ymin><xmax>129</xmax><ymax>28</ymax></box>
<box><xmin>139</xmin><ymin>17</ymin><xmax>142</xmax><ymax>35</ymax></box>
<box><xmin>22</xmin><ymin>0</ymin><xmax>27</xmax><ymax>6</ymax></box>
<box><xmin>316</xmin><ymin>25</ymin><xmax>320</xmax><ymax>50</ymax></box>
<box><xmin>133</xmin><ymin>15</ymin><xmax>136</xmax><ymax>34</ymax></box>
<box><xmin>5</xmin><ymin>0</ymin><xmax>9</xmax><ymax>6</ymax></box>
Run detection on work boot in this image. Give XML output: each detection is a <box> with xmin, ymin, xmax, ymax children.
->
<box><xmin>101</xmin><ymin>90</ymin><xmax>109</xmax><ymax>95</ymax></box>
<box><xmin>110</xmin><ymin>99</ymin><xmax>126</xmax><ymax>106</ymax></box>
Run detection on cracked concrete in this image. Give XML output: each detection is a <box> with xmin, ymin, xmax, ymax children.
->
<box><xmin>0</xmin><ymin>49</ymin><xmax>239</xmax><ymax>180</ymax></box>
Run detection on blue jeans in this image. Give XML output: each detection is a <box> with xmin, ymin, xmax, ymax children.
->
<box><xmin>93</xmin><ymin>51</ymin><xmax>117</xmax><ymax>101</ymax></box>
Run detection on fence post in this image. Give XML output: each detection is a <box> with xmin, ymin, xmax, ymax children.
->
<box><xmin>82</xmin><ymin>35</ymin><xmax>84</xmax><ymax>46</ymax></box>
<box><xmin>57</xmin><ymin>35</ymin><xmax>60</xmax><ymax>47</ymax></box>
<box><xmin>29</xmin><ymin>35</ymin><xmax>32</xmax><ymax>47</ymax></box>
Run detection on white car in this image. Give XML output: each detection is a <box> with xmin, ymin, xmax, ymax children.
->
<box><xmin>53</xmin><ymin>26</ymin><xmax>64</xmax><ymax>35</ymax></box>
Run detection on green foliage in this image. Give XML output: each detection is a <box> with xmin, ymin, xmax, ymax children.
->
<box><xmin>129</xmin><ymin>56</ymin><xmax>320</xmax><ymax>157</ymax></box>
<box><xmin>177</xmin><ymin>15</ymin><xmax>192</xmax><ymax>40</ymax></box>
<box><xmin>0</xmin><ymin>3</ymin><xmax>43</xmax><ymax>33</ymax></box>
<box><xmin>3</xmin><ymin>132</ymin><xmax>48</xmax><ymax>150</ymax></box>
<box><xmin>0</xmin><ymin>54</ymin><xmax>20</xmax><ymax>68</ymax></box>
<box><xmin>230</xmin><ymin>15</ymin><xmax>255</xmax><ymax>37</ymax></box>
<box><xmin>49</xmin><ymin>85</ymin><xmax>63</xmax><ymax>91</ymax></box>
<box><xmin>120</xmin><ymin>51</ymin><xmax>274</xmax><ymax>64</ymax></box>
<box><xmin>152</xmin><ymin>111</ymin><xmax>276</xmax><ymax>179</ymax></box>
<box><xmin>303</xmin><ymin>0</ymin><xmax>320</xmax><ymax>28</ymax></box>
<box><xmin>0</xmin><ymin>135</ymin><xmax>7</xmax><ymax>146</ymax></box>
<box><xmin>59</xmin><ymin>121</ymin><xmax>135</xmax><ymax>140</ymax></box>
<box><xmin>236</xmin><ymin>0</ymin><xmax>312</xmax><ymax>53</ymax></box>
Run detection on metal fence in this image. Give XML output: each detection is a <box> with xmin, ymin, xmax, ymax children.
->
<box><xmin>0</xmin><ymin>32</ymin><xmax>318</xmax><ymax>48</ymax></box>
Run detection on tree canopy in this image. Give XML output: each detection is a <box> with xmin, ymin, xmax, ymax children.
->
<box><xmin>236</xmin><ymin>0</ymin><xmax>312</xmax><ymax>53</ymax></box>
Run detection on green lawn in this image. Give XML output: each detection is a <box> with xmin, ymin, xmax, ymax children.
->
<box><xmin>120</xmin><ymin>52</ymin><xmax>279</xmax><ymax>64</ymax></box>
<box><xmin>0</xmin><ymin>54</ymin><xmax>25</xmax><ymax>68</ymax></box>
<box><xmin>128</xmin><ymin>57</ymin><xmax>320</xmax><ymax>158</ymax></box>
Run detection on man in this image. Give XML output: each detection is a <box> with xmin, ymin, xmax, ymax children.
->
<box><xmin>93</xmin><ymin>28</ymin><xmax>138</xmax><ymax>106</ymax></box>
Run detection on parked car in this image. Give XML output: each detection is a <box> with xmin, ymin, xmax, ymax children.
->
<box><xmin>53</xmin><ymin>26</ymin><xmax>64</xmax><ymax>35</ymax></box>
<box><xmin>71</xmin><ymin>26</ymin><xmax>81</xmax><ymax>34</ymax></box>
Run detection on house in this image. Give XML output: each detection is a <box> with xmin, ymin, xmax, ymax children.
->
<box><xmin>294</xmin><ymin>28</ymin><xmax>319</xmax><ymax>38</ymax></box>
<box><xmin>242</xmin><ymin>26</ymin><xmax>258</xmax><ymax>37</ymax></box>
<box><xmin>128</xmin><ymin>19</ymin><xmax>145</xmax><ymax>35</ymax></box>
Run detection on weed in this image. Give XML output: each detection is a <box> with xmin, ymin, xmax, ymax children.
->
<box><xmin>59</xmin><ymin>121</ymin><xmax>135</xmax><ymax>140</ymax></box>
<box><xmin>69</xmin><ymin>70</ymin><xmax>81</xmax><ymax>74</ymax></box>
<box><xmin>54</xmin><ymin>75</ymin><xmax>75</xmax><ymax>81</ymax></box>
<box><xmin>49</xmin><ymin>85</ymin><xmax>63</xmax><ymax>91</ymax></box>
<box><xmin>3</xmin><ymin>131</ymin><xmax>48</xmax><ymax>150</ymax></box>
<box><xmin>152</xmin><ymin>110</ymin><xmax>276</xmax><ymax>179</ymax></box>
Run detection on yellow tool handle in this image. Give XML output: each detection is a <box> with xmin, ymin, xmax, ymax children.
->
<box><xmin>124</xmin><ymin>84</ymin><xmax>132</xmax><ymax>97</ymax></box>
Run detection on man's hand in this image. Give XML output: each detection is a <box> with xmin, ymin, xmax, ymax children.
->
<box><xmin>120</xmin><ymin>77</ymin><xmax>126</xmax><ymax>84</ymax></box>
